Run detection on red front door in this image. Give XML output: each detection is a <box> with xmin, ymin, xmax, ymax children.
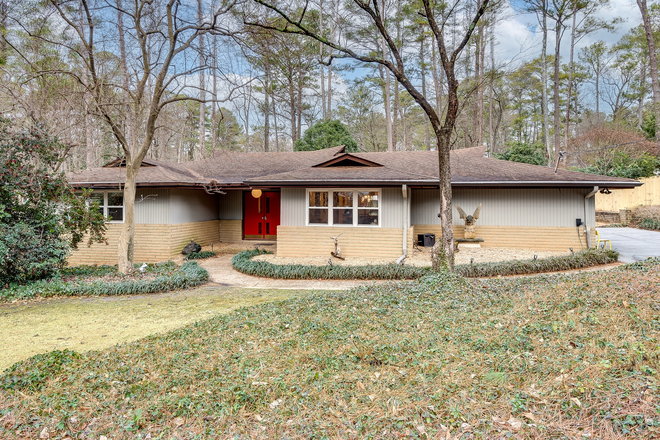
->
<box><xmin>244</xmin><ymin>191</ymin><xmax>280</xmax><ymax>239</ymax></box>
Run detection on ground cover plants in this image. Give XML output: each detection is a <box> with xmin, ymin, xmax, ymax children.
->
<box><xmin>186</xmin><ymin>251</ymin><xmax>217</xmax><ymax>260</ymax></box>
<box><xmin>0</xmin><ymin>261</ymin><xmax>208</xmax><ymax>302</ymax></box>
<box><xmin>2</xmin><ymin>259</ymin><xmax>659</xmax><ymax>438</ymax></box>
<box><xmin>233</xmin><ymin>248</ymin><xmax>618</xmax><ymax>279</ymax></box>
<box><xmin>632</xmin><ymin>205</ymin><xmax>660</xmax><ymax>231</ymax></box>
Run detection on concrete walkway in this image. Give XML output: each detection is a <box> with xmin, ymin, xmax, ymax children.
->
<box><xmin>198</xmin><ymin>255</ymin><xmax>371</xmax><ymax>290</ymax></box>
<box><xmin>596</xmin><ymin>227</ymin><xmax>660</xmax><ymax>263</ymax></box>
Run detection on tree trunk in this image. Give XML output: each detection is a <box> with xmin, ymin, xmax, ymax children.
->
<box><xmin>552</xmin><ymin>21</ymin><xmax>562</xmax><ymax>165</ymax></box>
<box><xmin>563</xmin><ymin>11</ymin><xmax>577</xmax><ymax>151</ymax></box>
<box><xmin>327</xmin><ymin>58</ymin><xmax>333</xmax><ymax>119</ymax></box>
<box><xmin>117</xmin><ymin>0</ymin><xmax>132</xmax><ymax>154</ymax></box>
<box><xmin>637</xmin><ymin>0</ymin><xmax>660</xmax><ymax>139</ymax></box>
<box><xmin>541</xmin><ymin>0</ymin><xmax>551</xmax><ymax>165</ymax></box>
<box><xmin>478</xmin><ymin>22</ymin><xmax>485</xmax><ymax>148</ymax></box>
<box><xmin>473</xmin><ymin>26</ymin><xmax>480</xmax><ymax>148</ymax></box>
<box><xmin>117</xmin><ymin>162</ymin><xmax>138</xmax><ymax>273</ymax></box>
<box><xmin>639</xmin><ymin>62</ymin><xmax>646</xmax><ymax>129</ymax></box>
<box><xmin>212</xmin><ymin>34</ymin><xmax>217</xmax><ymax>153</ymax></box>
<box><xmin>197</xmin><ymin>0</ymin><xmax>205</xmax><ymax>159</ymax></box>
<box><xmin>489</xmin><ymin>20</ymin><xmax>495</xmax><ymax>152</ymax></box>
<box><xmin>421</xmin><ymin>32</ymin><xmax>430</xmax><ymax>150</ymax></box>
<box><xmin>381</xmin><ymin>0</ymin><xmax>393</xmax><ymax>151</ymax></box>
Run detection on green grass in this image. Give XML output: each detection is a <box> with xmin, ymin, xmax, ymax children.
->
<box><xmin>1</xmin><ymin>259</ymin><xmax>659</xmax><ymax>438</ymax></box>
<box><xmin>233</xmin><ymin>248</ymin><xmax>618</xmax><ymax>279</ymax></box>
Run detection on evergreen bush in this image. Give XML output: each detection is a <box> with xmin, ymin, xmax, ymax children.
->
<box><xmin>232</xmin><ymin>248</ymin><xmax>618</xmax><ymax>280</ymax></box>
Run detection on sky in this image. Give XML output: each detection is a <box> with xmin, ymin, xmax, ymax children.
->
<box><xmin>494</xmin><ymin>0</ymin><xmax>642</xmax><ymax>69</ymax></box>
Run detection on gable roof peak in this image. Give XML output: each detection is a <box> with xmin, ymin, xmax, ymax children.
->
<box><xmin>313</xmin><ymin>152</ymin><xmax>383</xmax><ymax>168</ymax></box>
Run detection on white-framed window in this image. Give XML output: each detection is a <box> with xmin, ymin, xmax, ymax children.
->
<box><xmin>87</xmin><ymin>191</ymin><xmax>124</xmax><ymax>223</ymax></box>
<box><xmin>306</xmin><ymin>189</ymin><xmax>380</xmax><ymax>227</ymax></box>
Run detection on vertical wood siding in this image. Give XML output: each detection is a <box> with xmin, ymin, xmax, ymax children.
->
<box><xmin>412</xmin><ymin>188</ymin><xmax>595</xmax><ymax>227</ymax></box>
<box><xmin>281</xmin><ymin>187</ymin><xmax>306</xmax><ymax>226</ymax></box>
<box><xmin>169</xmin><ymin>189</ymin><xmax>219</xmax><ymax>224</ymax></box>
<box><xmin>595</xmin><ymin>176</ymin><xmax>660</xmax><ymax>210</ymax></box>
<box><xmin>381</xmin><ymin>187</ymin><xmax>407</xmax><ymax>228</ymax></box>
<box><xmin>218</xmin><ymin>190</ymin><xmax>243</xmax><ymax>219</ymax></box>
<box><xmin>135</xmin><ymin>188</ymin><xmax>170</xmax><ymax>224</ymax></box>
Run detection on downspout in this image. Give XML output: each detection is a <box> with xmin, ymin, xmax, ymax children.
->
<box><xmin>396</xmin><ymin>184</ymin><xmax>409</xmax><ymax>264</ymax></box>
<box><xmin>584</xmin><ymin>186</ymin><xmax>598</xmax><ymax>248</ymax></box>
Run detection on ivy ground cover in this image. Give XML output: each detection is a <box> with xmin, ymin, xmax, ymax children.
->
<box><xmin>1</xmin><ymin>260</ymin><xmax>659</xmax><ymax>438</ymax></box>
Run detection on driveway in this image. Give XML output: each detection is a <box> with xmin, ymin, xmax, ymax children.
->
<box><xmin>596</xmin><ymin>227</ymin><xmax>660</xmax><ymax>263</ymax></box>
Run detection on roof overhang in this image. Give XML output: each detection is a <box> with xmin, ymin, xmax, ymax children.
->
<box><xmin>245</xmin><ymin>179</ymin><xmax>643</xmax><ymax>189</ymax></box>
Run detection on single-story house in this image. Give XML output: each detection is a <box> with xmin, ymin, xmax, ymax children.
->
<box><xmin>67</xmin><ymin>145</ymin><xmax>642</xmax><ymax>265</ymax></box>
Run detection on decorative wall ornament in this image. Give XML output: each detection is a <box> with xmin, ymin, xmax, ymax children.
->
<box><xmin>456</xmin><ymin>203</ymin><xmax>482</xmax><ymax>239</ymax></box>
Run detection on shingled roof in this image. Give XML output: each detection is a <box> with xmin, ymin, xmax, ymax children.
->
<box><xmin>68</xmin><ymin>146</ymin><xmax>642</xmax><ymax>189</ymax></box>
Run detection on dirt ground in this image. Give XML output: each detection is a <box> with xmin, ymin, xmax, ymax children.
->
<box><xmin>0</xmin><ymin>286</ymin><xmax>306</xmax><ymax>371</ymax></box>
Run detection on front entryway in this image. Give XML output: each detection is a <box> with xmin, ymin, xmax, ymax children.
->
<box><xmin>244</xmin><ymin>191</ymin><xmax>280</xmax><ymax>239</ymax></box>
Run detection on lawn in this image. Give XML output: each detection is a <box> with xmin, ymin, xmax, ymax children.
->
<box><xmin>1</xmin><ymin>260</ymin><xmax>659</xmax><ymax>438</ymax></box>
<box><xmin>0</xmin><ymin>286</ymin><xmax>301</xmax><ymax>371</ymax></box>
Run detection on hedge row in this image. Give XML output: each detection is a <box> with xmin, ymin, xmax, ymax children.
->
<box><xmin>232</xmin><ymin>248</ymin><xmax>430</xmax><ymax>280</ymax></box>
<box><xmin>455</xmin><ymin>248</ymin><xmax>619</xmax><ymax>278</ymax></box>
<box><xmin>1</xmin><ymin>261</ymin><xmax>209</xmax><ymax>301</ymax></box>
<box><xmin>232</xmin><ymin>248</ymin><xmax>619</xmax><ymax>280</ymax></box>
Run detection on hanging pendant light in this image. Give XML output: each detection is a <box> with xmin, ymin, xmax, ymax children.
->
<box><xmin>251</xmin><ymin>188</ymin><xmax>262</xmax><ymax>198</ymax></box>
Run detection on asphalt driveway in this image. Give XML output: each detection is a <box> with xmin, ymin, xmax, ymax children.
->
<box><xmin>596</xmin><ymin>227</ymin><xmax>660</xmax><ymax>263</ymax></box>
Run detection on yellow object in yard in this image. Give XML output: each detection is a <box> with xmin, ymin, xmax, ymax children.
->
<box><xmin>595</xmin><ymin>230</ymin><xmax>612</xmax><ymax>250</ymax></box>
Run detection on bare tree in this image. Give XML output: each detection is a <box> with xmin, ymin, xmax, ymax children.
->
<box><xmin>247</xmin><ymin>0</ymin><xmax>492</xmax><ymax>269</ymax></box>
<box><xmin>637</xmin><ymin>0</ymin><xmax>660</xmax><ymax>140</ymax></box>
<box><xmin>11</xmin><ymin>0</ymin><xmax>236</xmax><ymax>272</ymax></box>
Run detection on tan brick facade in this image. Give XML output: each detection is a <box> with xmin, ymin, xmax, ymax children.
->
<box><xmin>219</xmin><ymin>219</ymin><xmax>243</xmax><ymax>243</ymax></box>
<box><xmin>68</xmin><ymin>220</ymin><xmax>221</xmax><ymax>266</ymax></box>
<box><xmin>276</xmin><ymin>226</ymin><xmax>408</xmax><ymax>259</ymax></box>
<box><xmin>412</xmin><ymin>225</ymin><xmax>594</xmax><ymax>251</ymax></box>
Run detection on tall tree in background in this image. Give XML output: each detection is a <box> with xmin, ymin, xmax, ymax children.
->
<box><xmin>11</xmin><ymin>0</ymin><xmax>235</xmax><ymax>273</ymax></box>
<box><xmin>637</xmin><ymin>0</ymin><xmax>660</xmax><ymax>142</ymax></box>
<box><xmin>248</xmin><ymin>0</ymin><xmax>491</xmax><ymax>269</ymax></box>
<box><xmin>563</xmin><ymin>0</ymin><xmax>618</xmax><ymax>148</ymax></box>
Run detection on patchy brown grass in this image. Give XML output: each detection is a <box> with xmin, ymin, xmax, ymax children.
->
<box><xmin>1</xmin><ymin>261</ymin><xmax>660</xmax><ymax>438</ymax></box>
<box><xmin>0</xmin><ymin>286</ymin><xmax>300</xmax><ymax>371</ymax></box>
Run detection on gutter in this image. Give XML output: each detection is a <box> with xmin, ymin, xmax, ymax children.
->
<box><xmin>396</xmin><ymin>185</ymin><xmax>409</xmax><ymax>265</ymax></box>
<box><xmin>584</xmin><ymin>186</ymin><xmax>599</xmax><ymax>248</ymax></box>
<box><xmin>244</xmin><ymin>180</ymin><xmax>642</xmax><ymax>189</ymax></box>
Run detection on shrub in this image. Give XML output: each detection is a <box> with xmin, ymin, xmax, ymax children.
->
<box><xmin>232</xmin><ymin>248</ymin><xmax>430</xmax><ymax>280</ymax></box>
<box><xmin>232</xmin><ymin>248</ymin><xmax>618</xmax><ymax>280</ymax></box>
<box><xmin>0</xmin><ymin>119</ymin><xmax>106</xmax><ymax>284</ymax></box>
<box><xmin>1</xmin><ymin>261</ymin><xmax>208</xmax><ymax>301</ymax></box>
<box><xmin>639</xmin><ymin>218</ymin><xmax>660</xmax><ymax>230</ymax></box>
<box><xmin>186</xmin><ymin>251</ymin><xmax>216</xmax><ymax>260</ymax></box>
<box><xmin>454</xmin><ymin>249</ymin><xmax>618</xmax><ymax>277</ymax></box>
<box><xmin>571</xmin><ymin>151</ymin><xmax>660</xmax><ymax>179</ymax></box>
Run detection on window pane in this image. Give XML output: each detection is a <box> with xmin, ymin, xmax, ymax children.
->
<box><xmin>309</xmin><ymin>191</ymin><xmax>328</xmax><ymax>207</ymax></box>
<box><xmin>89</xmin><ymin>193</ymin><xmax>104</xmax><ymax>204</ymax></box>
<box><xmin>108</xmin><ymin>192</ymin><xmax>124</xmax><ymax>206</ymax></box>
<box><xmin>333</xmin><ymin>191</ymin><xmax>353</xmax><ymax>207</ymax></box>
<box><xmin>358</xmin><ymin>209</ymin><xmax>378</xmax><ymax>225</ymax></box>
<box><xmin>309</xmin><ymin>208</ymin><xmax>328</xmax><ymax>224</ymax></box>
<box><xmin>333</xmin><ymin>208</ymin><xmax>353</xmax><ymax>225</ymax></box>
<box><xmin>358</xmin><ymin>191</ymin><xmax>378</xmax><ymax>207</ymax></box>
<box><xmin>108</xmin><ymin>207</ymin><xmax>123</xmax><ymax>221</ymax></box>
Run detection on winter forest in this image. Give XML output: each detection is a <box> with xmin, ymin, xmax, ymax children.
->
<box><xmin>1</xmin><ymin>0</ymin><xmax>660</xmax><ymax>176</ymax></box>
